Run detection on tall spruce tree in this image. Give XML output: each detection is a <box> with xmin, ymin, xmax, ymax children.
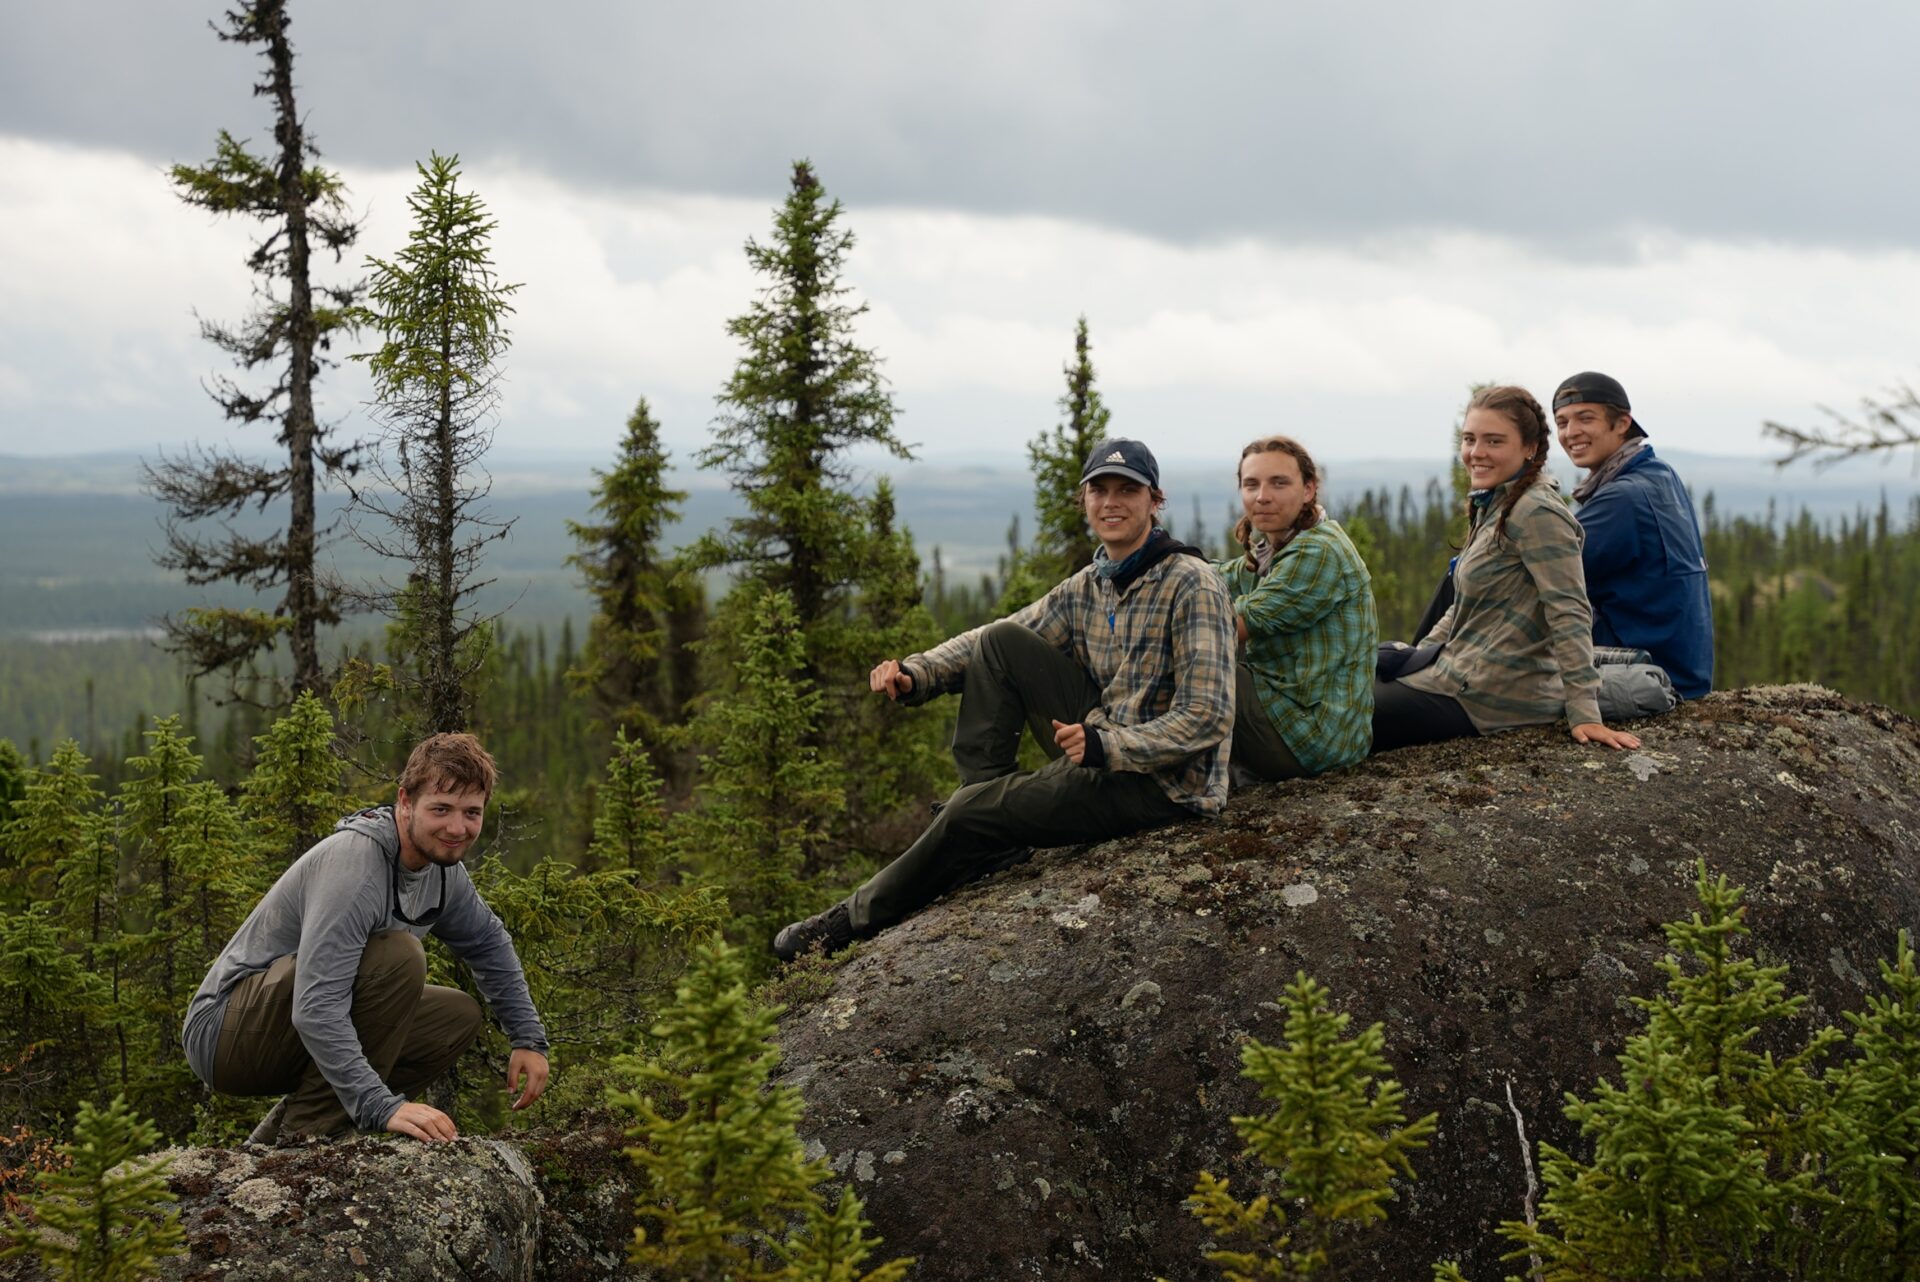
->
<box><xmin>689</xmin><ymin>160</ymin><xmax>914</xmax><ymax>696</ymax></box>
<box><xmin>1000</xmin><ymin>315</ymin><xmax>1112</xmax><ymax>612</ymax></box>
<box><xmin>567</xmin><ymin>398</ymin><xmax>689</xmax><ymax>759</ymax></box>
<box><xmin>840</xmin><ymin>478</ymin><xmax>947</xmax><ymax>843</ymax></box>
<box><xmin>672</xmin><ymin>588</ymin><xmax>843</xmax><ymax>946</ymax></box>
<box><xmin>347</xmin><ymin>152</ymin><xmax>519</xmax><ymax>736</ymax></box>
<box><xmin>147</xmin><ymin>0</ymin><xmax>363</xmax><ymax>696</ymax></box>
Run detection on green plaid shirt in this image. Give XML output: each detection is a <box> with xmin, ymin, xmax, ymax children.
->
<box><xmin>901</xmin><ymin>549</ymin><xmax>1236</xmax><ymax>814</ymax></box>
<box><xmin>1402</xmin><ymin>477</ymin><xmax>1603</xmax><ymax>731</ymax></box>
<box><xmin>1215</xmin><ymin>519</ymin><xmax>1378</xmax><ymax>773</ymax></box>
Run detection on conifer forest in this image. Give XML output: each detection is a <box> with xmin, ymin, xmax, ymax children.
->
<box><xmin>5</xmin><ymin>3</ymin><xmax>1920</xmax><ymax>1278</ymax></box>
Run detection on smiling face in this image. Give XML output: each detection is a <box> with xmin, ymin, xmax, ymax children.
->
<box><xmin>1239</xmin><ymin>448</ymin><xmax>1317</xmax><ymax>537</ymax></box>
<box><xmin>1082</xmin><ymin>475</ymin><xmax>1159</xmax><ymax>558</ymax></box>
<box><xmin>1459</xmin><ymin>406</ymin><xmax>1534</xmax><ymax>490</ymax></box>
<box><xmin>396</xmin><ymin>783</ymin><xmax>488</xmax><ymax>871</ymax></box>
<box><xmin>1554</xmin><ymin>400</ymin><xmax>1634</xmax><ymax>470</ymax></box>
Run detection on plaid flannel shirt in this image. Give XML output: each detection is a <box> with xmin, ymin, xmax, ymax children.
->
<box><xmin>900</xmin><ymin>549</ymin><xmax>1235</xmax><ymax>814</ymax></box>
<box><xmin>1215</xmin><ymin>519</ymin><xmax>1378</xmax><ymax>773</ymax></box>
<box><xmin>1401</xmin><ymin>477</ymin><xmax>1604</xmax><ymax>731</ymax></box>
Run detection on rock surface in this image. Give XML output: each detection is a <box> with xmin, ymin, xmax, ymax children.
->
<box><xmin>4</xmin><ymin>1137</ymin><xmax>546</xmax><ymax>1282</ymax></box>
<box><xmin>5</xmin><ymin>687</ymin><xmax>1912</xmax><ymax>1282</ymax></box>
<box><xmin>773</xmin><ymin>687</ymin><xmax>1920</xmax><ymax>1280</ymax></box>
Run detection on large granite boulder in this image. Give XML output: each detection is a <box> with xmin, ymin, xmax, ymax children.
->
<box><xmin>773</xmin><ymin>686</ymin><xmax>1920</xmax><ymax>1280</ymax></box>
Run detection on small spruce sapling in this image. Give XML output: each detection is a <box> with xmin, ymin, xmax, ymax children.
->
<box><xmin>1495</xmin><ymin>861</ymin><xmax>1834</xmax><ymax>1280</ymax></box>
<box><xmin>3</xmin><ymin>1094</ymin><xmax>183</xmax><ymax>1282</ymax></box>
<box><xmin>240</xmin><ymin>690</ymin><xmax>346</xmax><ymax>864</ymax></box>
<box><xmin>612</xmin><ymin>934</ymin><xmax>910</xmax><ymax>1282</ymax></box>
<box><xmin>1184</xmin><ymin>971</ymin><xmax>1436</xmax><ymax>1280</ymax></box>
<box><xmin>1816</xmin><ymin>928</ymin><xmax>1920</xmax><ymax>1278</ymax></box>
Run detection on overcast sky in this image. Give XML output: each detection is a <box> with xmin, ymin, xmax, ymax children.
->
<box><xmin>4</xmin><ymin>1</ymin><xmax>1919</xmax><ymax>473</ymax></box>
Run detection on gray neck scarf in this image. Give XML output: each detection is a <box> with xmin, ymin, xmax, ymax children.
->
<box><xmin>1572</xmin><ymin>437</ymin><xmax>1648</xmax><ymax>505</ymax></box>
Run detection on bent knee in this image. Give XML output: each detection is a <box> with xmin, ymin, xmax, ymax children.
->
<box><xmin>359</xmin><ymin>929</ymin><xmax>427</xmax><ymax>985</ymax></box>
<box><xmin>976</xmin><ymin>618</ymin><xmax>1039</xmax><ymax>664</ymax></box>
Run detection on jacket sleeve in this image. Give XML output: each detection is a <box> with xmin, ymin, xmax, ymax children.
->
<box><xmin>1236</xmin><ymin>538</ymin><xmax>1351</xmax><ymax>638</ymax></box>
<box><xmin>899</xmin><ymin>577</ymin><xmax>1078</xmax><ymax>704</ymax></box>
<box><xmin>1515</xmin><ymin>498</ymin><xmax>1604</xmax><ymax>726</ymax></box>
<box><xmin>287</xmin><ymin>864</ymin><xmax>409</xmax><ymax>1132</ymax></box>
<box><xmin>1088</xmin><ymin>564</ymin><xmax>1235</xmax><ymax>773</ymax></box>
<box><xmin>1419</xmin><ymin>603</ymin><xmax>1458</xmax><ymax>648</ymax></box>
<box><xmin>432</xmin><ymin>874</ymin><xmax>549</xmax><ymax>1054</ymax></box>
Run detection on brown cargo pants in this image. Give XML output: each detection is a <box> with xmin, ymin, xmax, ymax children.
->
<box><xmin>208</xmin><ymin>930</ymin><xmax>482</xmax><ymax>1140</ymax></box>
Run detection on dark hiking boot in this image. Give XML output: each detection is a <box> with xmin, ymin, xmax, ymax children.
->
<box><xmin>245</xmin><ymin>1097</ymin><xmax>288</xmax><ymax>1148</ymax></box>
<box><xmin>772</xmin><ymin>901</ymin><xmax>858</xmax><ymax>963</ymax></box>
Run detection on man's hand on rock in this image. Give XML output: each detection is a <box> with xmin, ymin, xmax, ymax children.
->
<box><xmin>870</xmin><ymin>659</ymin><xmax>913</xmax><ymax>701</ymax></box>
<box><xmin>507</xmin><ymin>1048</ymin><xmax>550</xmax><ymax>1111</ymax></box>
<box><xmin>386</xmin><ymin>1100</ymin><xmax>458</xmax><ymax>1143</ymax></box>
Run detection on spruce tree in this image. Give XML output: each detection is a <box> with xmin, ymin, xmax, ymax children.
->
<box><xmin>170</xmin><ymin>782</ymin><xmax>263</xmax><ymax>982</ymax></box>
<box><xmin>673</xmin><ymin>588</ymin><xmax>844</xmax><ymax>947</ymax></box>
<box><xmin>1000</xmin><ymin>315</ymin><xmax>1112</xmax><ymax>612</ymax></box>
<box><xmin>0</xmin><ymin>906</ymin><xmax>107</xmax><ymax>1096</ymax></box>
<box><xmin>117</xmin><ymin>717</ymin><xmax>209</xmax><ymax>1109</ymax></box>
<box><xmin>566</xmin><ymin>397</ymin><xmax>689</xmax><ymax>764</ymax></box>
<box><xmin>0</xmin><ymin>740</ymin><xmax>26</xmax><ymax>834</ymax></box>
<box><xmin>1818</xmin><ymin>929</ymin><xmax>1920</xmax><ymax>1277</ymax></box>
<box><xmin>1186</xmin><ymin>972</ymin><xmax>1436</xmax><ymax>1279</ymax></box>
<box><xmin>838</xmin><ymin>477</ymin><xmax>948</xmax><ymax>847</ymax></box>
<box><xmin>585</xmin><ymin>727</ymin><xmax>669</xmax><ymax>880</ymax></box>
<box><xmin>613</xmin><ymin>934</ymin><xmax>909</xmax><ymax>1282</ymax></box>
<box><xmin>1498</xmin><ymin>863</ymin><xmax>1834</xmax><ymax>1279</ymax></box>
<box><xmin>146</xmin><ymin>0</ymin><xmax>363</xmax><ymax>696</ymax></box>
<box><xmin>3</xmin><ymin>1094</ymin><xmax>183</xmax><ymax>1282</ymax></box>
<box><xmin>0</xmin><ymin>741</ymin><xmax>104</xmax><ymax>912</ymax></box>
<box><xmin>689</xmin><ymin>160</ymin><xmax>914</xmax><ymax>697</ymax></box>
<box><xmin>347</xmin><ymin>152</ymin><xmax>519</xmax><ymax>736</ymax></box>
<box><xmin>239</xmin><ymin>689</ymin><xmax>345</xmax><ymax>864</ymax></box>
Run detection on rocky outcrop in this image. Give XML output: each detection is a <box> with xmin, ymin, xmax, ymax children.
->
<box><xmin>773</xmin><ymin>687</ymin><xmax>1920</xmax><ymax>1280</ymax></box>
<box><xmin>7</xmin><ymin>687</ymin><xmax>1912</xmax><ymax>1282</ymax></box>
<box><xmin>0</xmin><ymin>1120</ymin><xmax>650</xmax><ymax>1282</ymax></box>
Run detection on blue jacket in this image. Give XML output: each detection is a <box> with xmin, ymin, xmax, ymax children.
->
<box><xmin>1572</xmin><ymin>446</ymin><xmax>1715</xmax><ymax>698</ymax></box>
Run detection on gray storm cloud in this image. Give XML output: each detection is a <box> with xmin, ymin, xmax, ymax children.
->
<box><xmin>3</xmin><ymin>0</ymin><xmax>1918</xmax><ymax>251</ymax></box>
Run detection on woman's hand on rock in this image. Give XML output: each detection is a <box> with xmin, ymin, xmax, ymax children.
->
<box><xmin>1572</xmin><ymin>722</ymin><xmax>1641</xmax><ymax>751</ymax></box>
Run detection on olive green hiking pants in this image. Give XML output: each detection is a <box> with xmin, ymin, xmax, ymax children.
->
<box><xmin>850</xmin><ymin>620</ymin><xmax>1192</xmax><ymax>933</ymax></box>
<box><xmin>208</xmin><ymin>930</ymin><xmax>482</xmax><ymax>1139</ymax></box>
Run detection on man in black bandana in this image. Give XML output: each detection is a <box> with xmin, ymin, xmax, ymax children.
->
<box><xmin>774</xmin><ymin>438</ymin><xmax>1236</xmax><ymax>959</ymax></box>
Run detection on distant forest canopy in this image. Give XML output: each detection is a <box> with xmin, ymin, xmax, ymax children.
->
<box><xmin>4</xmin><ymin>479</ymin><xmax>1918</xmax><ymax>781</ymax></box>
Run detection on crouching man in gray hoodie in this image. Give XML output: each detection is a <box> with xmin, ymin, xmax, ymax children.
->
<box><xmin>182</xmin><ymin>733</ymin><xmax>549</xmax><ymax>1145</ymax></box>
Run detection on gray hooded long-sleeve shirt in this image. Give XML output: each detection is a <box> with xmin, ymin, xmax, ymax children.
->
<box><xmin>181</xmin><ymin>807</ymin><xmax>548</xmax><ymax>1132</ymax></box>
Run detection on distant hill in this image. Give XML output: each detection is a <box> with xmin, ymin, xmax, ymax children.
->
<box><xmin>2</xmin><ymin>448</ymin><xmax>1915</xmax><ymax>637</ymax></box>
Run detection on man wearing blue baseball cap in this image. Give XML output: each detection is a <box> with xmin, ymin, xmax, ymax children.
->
<box><xmin>1552</xmin><ymin>372</ymin><xmax>1714</xmax><ymax>711</ymax></box>
<box><xmin>773</xmin><ymin>437</ymin><xmax>1236</xmax><ymax>960</ymax></box>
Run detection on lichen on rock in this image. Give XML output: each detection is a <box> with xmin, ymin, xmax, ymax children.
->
<box><xmin>772</xmin><ymin>687</ymin><xmax>1920</xmax><ymax>1281</ymax></box>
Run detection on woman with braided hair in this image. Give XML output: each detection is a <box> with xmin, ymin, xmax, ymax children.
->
<box><xmin>1213</xmin><ymin>435</ymin><xmax>1376</xmax><ymax>780</ymax></box>
<box><xmin>1371</xmin><ymin>385</ymin><xmax>1642</xmax><ymax>754</ymax></box>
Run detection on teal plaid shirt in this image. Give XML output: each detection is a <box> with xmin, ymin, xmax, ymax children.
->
<box><xmin>1215</xmin><ymin>519</ymin><xmax>1377</xmax><ymax>773</ymax></box>
<box><xmin>901</xmin><ymin>549</ymin><xmax>1236</xmax><ymax>814</ymax></box>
